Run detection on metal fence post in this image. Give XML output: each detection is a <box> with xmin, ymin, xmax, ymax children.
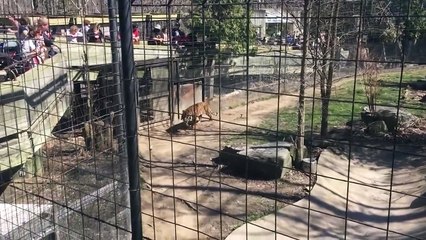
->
<box><xmin>117</xmin><ymin>0</ymin><xmax>143</xmax><ymax>239</ymax></box>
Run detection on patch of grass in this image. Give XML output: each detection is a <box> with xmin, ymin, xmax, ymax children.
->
<box><xmin>261</xmin><ymin>99</ymin><xmax>361</xmax><ymax>134</ymax></box>
<box><xmin>261</xmin><ymin>67</ymin><xmax>426</xmax><ymax>135</ymax></box>
<box><xmin>225</xmin><ymin>67</ymin><xmax>426</xmax><ymax>146</ymax></box>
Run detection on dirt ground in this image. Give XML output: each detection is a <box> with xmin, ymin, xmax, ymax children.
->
<box><xmin>137</xmin><ymin>65</ymin><xmax>426</xmax><ymax>239</ymax></box>
<box><xmin>11</xmin><ymin>66</ymin><xmax>419</xmax><ymax>239</ymax></box>
<box><xmin>137</xmin><ymin>75</ymin><xmax>356</xmax><ymax>239</ymax></box>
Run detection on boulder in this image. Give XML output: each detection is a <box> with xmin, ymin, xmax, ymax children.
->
<box><xmin>360</xmin><ymin>110</ymin><xmax>381</xmax><ymax>125</ymax></box>
<box><xmin>408</xmin><ymin>80</ymin><xmax>426</xmax><ymax>90</ymax></box>
<box><xmin>328</xmin><ymin>127</ymin><xmax>351</xmax><ymax>140</ymax></box>
<box><xmin>366</xmin><ymin>120</ymin><xmax>388</xmax><ymax>136</ymax></box>
<box><xmin>217</xmin><ymin>142</ymin><xmax>294</xmax><ymax>180</ymax></box>
<box><xmin>361</xmin><ymin>106</ymin><xmax>418</xmax><ymax>131</ymax></box>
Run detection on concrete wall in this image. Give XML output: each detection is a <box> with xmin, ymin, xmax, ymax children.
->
<box><xmin>252</xmin><ymin>10</ymin><xmax>267</xmax><ymax>37</ymax></box>
<box><xmin>178</xmin><ymin>82</ymin><xmax>203</xmax><ymax>113</ymax></box>
<box><xmin>0</xmin><ymin>53</ymin><xmax>70</xmax><ymax>171</ymax></box>
<box><xmin>54</xmin><ymin>38</ymin><xmax>176</xmax><ymax>67</ymax></box>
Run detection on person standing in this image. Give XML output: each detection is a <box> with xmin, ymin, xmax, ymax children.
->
<box><xmin>36</xmin><ymin>16</ymin><xmax>56</xmax><ymax>57</ymax></box>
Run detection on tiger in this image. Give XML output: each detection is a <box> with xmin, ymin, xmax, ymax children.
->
<box><xmin>181</xmin><ymin>98</ymin><xmax>218</xmax><ymax>129</ymax></box>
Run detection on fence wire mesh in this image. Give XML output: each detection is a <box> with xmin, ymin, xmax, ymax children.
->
<box><xmin>0</xmin><ymin>0</ymin><xmax>425</xmax><ymax>239</ymax></box>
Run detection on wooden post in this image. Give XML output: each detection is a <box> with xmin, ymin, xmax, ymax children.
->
<box><xmin>205</xmin><ymin>57</ymin><xmax>215</xmax><ymax>99</ymax></box>
<box><xmin>83</xmin><ymin>112</ymin><xmax>116</xmax><ymax>152</ymax></box>
<box><xmin>145</xmin><ymin>15</ymin><xmax>152</xmax><ymax>40</ymax></box>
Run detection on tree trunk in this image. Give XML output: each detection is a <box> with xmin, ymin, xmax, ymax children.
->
<box><xmin>320</xmin><ymin>98</ymin><xmax>330</xmax><ymax>137</ymax></box>
<box><xmin>297</xmin><ymin>0</ymin><xmax>311</xmax><ymax>162</ymax></box>
<box><xmin>406</xmin><ymin>40</ymin><xmax>414</xmax><ymax>62</ymax></box>
<box><xmin>382</xmin><ymin>43</ymin><xmax>387</xmax><ymax>63</ymax></box>
<box><xmin>320</xmin><ymin>0</ymin><xmax>340</xmax><ymax>138</ymax></box>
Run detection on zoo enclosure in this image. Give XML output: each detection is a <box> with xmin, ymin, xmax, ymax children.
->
<box><xmin>0</xmin><ymin>0</ymin><xmax>426</xmax><ymax>240</ymax></box>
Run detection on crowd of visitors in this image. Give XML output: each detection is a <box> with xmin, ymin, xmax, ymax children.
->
<box><xmin>64</xmin><ymin>19</ymin><xmax>104</xmax><ymax>43</ymax></box>
<box><xmin>3</xmin><ymin>17</ymin><xmax>106</xmax><ymax>67</ymax></box>
<box><xmin>2</xmin><ymin>16</ymin><xmax>194</xmax><ymax>72</ymax></box>
<box><xmin>5</xmin><ymin>15</ymin><xmax>56</xmax><ymax>66</ymax></box>
<box><xmin>148</xmin><ymin>22</ymin><xmax>191</xmax><ymax>47</ymax></box>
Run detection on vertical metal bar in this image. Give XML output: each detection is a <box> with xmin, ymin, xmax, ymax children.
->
<box><xmin>108</xmin><ymin>0</ymin><xmax>131</xmax><ymax>237</ymax></box>
<box><xmin>244</xmin><ymin>1</ymin><xmax>251</xmax><ymax>238</ymax></box>
<box><xmin>202</xmin><ymin>0</ymin><xmax>210</xmax><ymax>101</ymax></box>
<box><xmin>117</xmin><ymin>0</ymin><xmax>143</xmax><ymax>239</ymax></box>
<box><xmin>344</xmin><ymin>0</ymin><xmax>365</xmax><ymax>238</ymax></box>
<box><xmin>385</xmin><ymin>1</ymin><xmax>411</xmax><ymax>237</ymax></box>
<box><xmin>145</xmin><ymin>15</ymin><xmax>152</xmax><ymax>41</ymax></box>
<box><xmin>167</xmin><ymin>4</ymin><xmax>175</xmax><ymax>123</ymax></box>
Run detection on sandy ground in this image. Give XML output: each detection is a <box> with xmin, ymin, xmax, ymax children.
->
<box><xmin>137</xmin><ymin>73</ymin><xmax>362</xmax><ymax>239</ymax></box>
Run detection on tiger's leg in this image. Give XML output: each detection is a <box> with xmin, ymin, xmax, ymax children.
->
<box><xmin>206</xmin><ymin>110</ymin><xmax>213</xmax><ymax>121</ymax></box>
<box><xmin>193</xmin><ymin>122</ymin><xmax>197</xmax><ymax>129</ymax></box>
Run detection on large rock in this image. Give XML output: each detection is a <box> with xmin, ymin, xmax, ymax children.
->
<box><xmin>217</xmin><ymin>142</ymin><xmax>294</xmax><ymax>180</ymax></box>
<box><xmin>408</xmin><ymin>80</ymin><xmax>426</xmax><ymax>90</ymax></box>
<box><xmin>361</xmin><ymin>106</ymin><xmax>418</xmax><ymax>132</ymax></box>
<box><xmin>366</xmin><ymin>120</ymin><xmax>388</xmax><ymax>136</ymax></box>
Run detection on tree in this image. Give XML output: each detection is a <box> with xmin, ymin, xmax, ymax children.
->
<box><xmin>303</xmin><ymin>0</ymin><xmax>342</xmax><ymax>138</ymax></box>
<box><xmin>365</xmin><ymin>0</ymin><xmax>426</xmax><ymax>63</ymax></box>
<box><xmin>189</xmin><ymin>0</ymin><xmax>257</xmax><ymax>55</ymax></box>
<box><xmin>276</xmin><ymin>0</ymin><xmax>345</xmax><ymax>139</ymax></box>
<box><xmin>181</xmin><ymin>0</ymin><xmax>257</xmax><ymax>98</ymax></box>
<box><xmin>297</xmin><ymin>0</ymin><xmax>312</xmax><ymax>162</ymax></box>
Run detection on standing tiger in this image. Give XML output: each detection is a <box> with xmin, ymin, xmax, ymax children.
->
<box><xmin>181</xmin><ymin>98</ymin><xmax>217</xmax><ymax>129</ymax></box>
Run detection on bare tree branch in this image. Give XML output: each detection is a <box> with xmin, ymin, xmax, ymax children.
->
<box><xmin>89</xmin><ymin>0</ymin><xmax>102</xmax><ymax>13</ymax></box>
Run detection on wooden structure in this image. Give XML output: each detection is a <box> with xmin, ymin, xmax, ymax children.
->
<box><xmin>136</xmin><ymin>58</ymin><xmax>204</xmax><ymax>127</ymax></box>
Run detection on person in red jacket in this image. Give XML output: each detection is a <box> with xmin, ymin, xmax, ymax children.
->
<box><xmin>132</xmin><ymin>24</ymin><xmax>140</xmax><ymax>44</ymax></box>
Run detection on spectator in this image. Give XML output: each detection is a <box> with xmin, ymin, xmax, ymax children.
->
<box><xmin>36</xmin><ymin>16</ymin><xmax>56</xmax><ymax>57</ymax></box>
<box><xmin>66</xmin><ymin>25</ymin><xmax>83</xmax><ymax>43</ymax></box>
<box><xmin>20</xmin><ymin>28</ymin><xmax>36</xmax><ymax>58</ymax></box>
<box><xmin>171</xmin><ymin>22</ymin><xmax>185</xmax><ymax>45</ymax></box>
<box><xmin>6</xmin><ymin>16</ymin><xmax>19</xmax><ymax>37</ymax></box>
<box><xmin>87</xmin><ymin>23</ymin><xmax>104</xmax><ymax>43</ymax></box>
<box><xmin>286</xmin><ymin>34</ymin><xmax>294</xmax><ymax>46</ymax></box>
<box><xmin>6</xmin><ymin>16</ymin><xmax>30</xmax><ymax>40</ymax></box>
<box><xmin>33</xmin><ymin>29</ymin><xmax>48</xmax><ymax>65</ymax></box>
<box><xmin>149</xmin><ymin>24</ymin><xmax>164</xmax><ymax>44</ymax></box>
<box><xmin>38</xmin><ymin>17</ymin><xmax>53</xmax><ymax>43</ymax></box>
<box><xmin>132</xmin><ymin>24</ymin><xmax>140</xmax><ymax>44</ymax></box>
<box><xmin>83</xmin><ymin>19</ymin><xmax>91</xmax><ymax>34</ymax></box>
<box><xmin>161</xmin><ymin>27</ymin><xmax>168</xmax><ymax>42</ymax></box>
<box><xmin>21</xmin><ymin>28</ymin><xmax>44</xmax><ymax>67</ymax></box>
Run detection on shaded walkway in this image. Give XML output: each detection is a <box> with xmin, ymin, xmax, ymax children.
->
<box><xmin>226</xmin><ymin>144</ymin><xmax>426</xmax><ymax>239</ymax></box>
